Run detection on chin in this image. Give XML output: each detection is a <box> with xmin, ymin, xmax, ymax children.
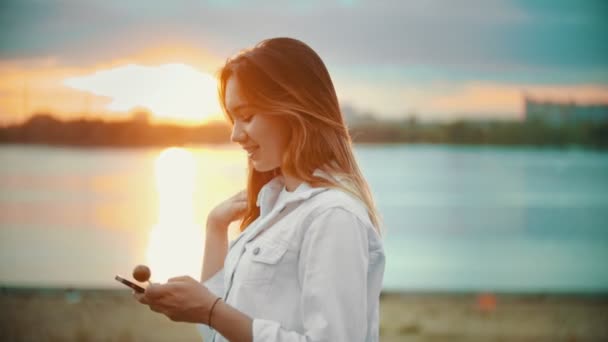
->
<box><xmin>251</xmin><ymin>161</ymin><xmax>279</xmax><ymax>173</ymax></box>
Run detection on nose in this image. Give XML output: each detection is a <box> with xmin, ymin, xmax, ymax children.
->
<box><xmin>230</xmin><ymin>121</ymin><xmax>247</xmax><ymax>143</ymax></box>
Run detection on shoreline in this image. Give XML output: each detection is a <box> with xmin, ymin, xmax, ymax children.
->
<box><xmin>3</xmin><ymin>285</ymin><xmax>607</xmax><ymax>295</ymax></box>
<box><xmin>2</xmin><ymin>287</ymin><xmax>607</xmax><ymax>341</ymax></box>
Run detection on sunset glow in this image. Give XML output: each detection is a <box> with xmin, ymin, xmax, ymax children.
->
<box><xmin>144</xmin><ymin>146</ymin><xmax>248</xmax><ymax>283</ymax></box>
<box><xmin>63</xmin><ymin>63</ymin><xmax>221</xmax><ymax>123</ymax></box>
<box><xmin>1</xmin><ymin>1</ymin><xmax>607</xmax><ymax>124</ymax></box>
<box><xmin>146</xmin><ymin>147</ymin><xmax>203</xmax><ymax>283</ymax></box>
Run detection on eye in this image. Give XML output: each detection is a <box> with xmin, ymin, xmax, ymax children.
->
<box><xmin>242</xmin><ymin>113</ymin><xmax>255</xmax><ymax>123</ymax></box>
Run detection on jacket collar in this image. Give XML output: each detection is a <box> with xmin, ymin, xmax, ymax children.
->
<box><xmin>256</xmin><ymin>168</ymin><xmax>335</xmax><ymax>218</ymax></box>
<box><xmin>226</xmin><ymin>169</ymin><xmax>337</xmax><ymax>249</ymax></box>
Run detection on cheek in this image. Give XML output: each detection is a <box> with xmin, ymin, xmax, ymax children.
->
<box><xmin>263</xmin><ymin>133</ymin><xmax>289</xmax><ymax>157</ymax></box>
<box><xmin>254</xmin><ymin>118</ymin><xmax>290</xmax><ymax>146</ymax></box>
<box><xmin>276</xmin><ymin>117</ymin><xmax>292</xmax><ymax>142</ymax></box>
<box><xmin>277</xmin><ymin>129</ymin><xmax>291</xmax><ymax>153</ymax></box>
<box><xmin>271</xmin><ymin>122</ymin><xmax>291</xmax><ymax>155</ymax></box>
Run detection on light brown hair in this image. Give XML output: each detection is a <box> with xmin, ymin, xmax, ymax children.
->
<box><xmin>217</xmin><ymin>37</ymin><xmax>381</xmax><ymax>234</ymax></box>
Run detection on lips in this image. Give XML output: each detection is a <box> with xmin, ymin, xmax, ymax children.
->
<box><xmin>242</xmin><ymin>145</ymin><xmax>259</xmax><ymax>157</ymax></box>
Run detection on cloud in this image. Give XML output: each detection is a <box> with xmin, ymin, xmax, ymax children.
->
<box><xmin>335</xmin><ymin>74</ymin><xmax>608</xmax><ymax>121</ymax></box>
<box><xmin>1</xmin><ymin>0</ymin><xmax>606</xmax><ymax>121</ymax></box>
<box><xmin>1</xmin><ymin>0</ymin><xmax>606</xmax><ymax>73</ymax></box>
<box><xmin>63</xmin><ymin>63</ymin><xmax>220</xmax><ymax>120</ymax></box>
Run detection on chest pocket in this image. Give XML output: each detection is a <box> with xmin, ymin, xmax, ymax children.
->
<box><xmin>242</xmin><ymin>238</ymin><xmax>289</xmax><ymax>285</ymax></box>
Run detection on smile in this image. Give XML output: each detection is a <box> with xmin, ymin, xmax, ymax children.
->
<box><xmin>243</xmin><ymin>145</ymin><xmax>259</xmax><ymax>158</ymax></box>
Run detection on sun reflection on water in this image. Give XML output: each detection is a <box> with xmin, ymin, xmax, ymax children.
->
<box><xmin>146</xmin><ymin>147</ymin><xmax>203</xmax><ymax>283</ymax></box>
<box><xmin>145</xmin><ymin>146</ymin><xmax>247</xmax><ymax>283</ymax></box>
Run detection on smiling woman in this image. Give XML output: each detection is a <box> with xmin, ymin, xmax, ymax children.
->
<box><xmin>132</xmin><ymin>37</ymin><xmax>385</xmax><ymax>342</ymax></box>
<box><xmin>63</xmin><ymin>63</ymin><xmax>221</xmax><ymax>124</ymax></box>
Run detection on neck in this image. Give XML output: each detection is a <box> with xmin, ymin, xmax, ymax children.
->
<box><xmin>281</xmin><ymin>170</ymin><xmax>303</xmax><ymax>192</ymax></box>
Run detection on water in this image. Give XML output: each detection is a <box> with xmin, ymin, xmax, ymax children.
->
<box><xmin>1</xmin><ymin>144</ymin><xmax>607</xmax><ymax>292</ymax></box>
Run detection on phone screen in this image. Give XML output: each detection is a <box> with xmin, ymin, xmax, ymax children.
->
<box><xmin>115</xmin><ymin>275</ymin><xmax>145</xmax><ymax>293</ymax></box>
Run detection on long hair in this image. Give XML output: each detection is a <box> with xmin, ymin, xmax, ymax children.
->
<box><xmin>217</xmin><ymin>37</ymin><xmax>382</xmax><ymax>234</ymax></box>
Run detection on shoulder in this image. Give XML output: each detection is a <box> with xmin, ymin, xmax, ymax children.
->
<box><xmin>298</xmin><ymin>188</ymin><xmax>384</xmax><ymax>257</ymax></box>
<box><xmin>307</xmin><ymin>187</ymin><xmax>370</xmax><ymax>222</ymax></box>
<box><xmin>299</xmin><ymin>187</ymin><xmax>377</xmax><ymax>239</ymax></box>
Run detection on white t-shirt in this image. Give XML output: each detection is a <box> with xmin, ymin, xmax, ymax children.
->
<box><xmin>274</xmin><ymin>185</ymin><xmax>294</xmax><ymax>212</ymax></box>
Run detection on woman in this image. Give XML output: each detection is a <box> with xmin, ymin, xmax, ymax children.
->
<box><xmin>135</xmin><ymin>37</ymin><xmax>385</xmax><ymax>342</ymax></box>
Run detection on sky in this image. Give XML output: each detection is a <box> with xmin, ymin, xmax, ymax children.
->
<box><xmin>1</xmin><ymin>0</ymin><xmax>607</xmax><ymax>124</ymax></box>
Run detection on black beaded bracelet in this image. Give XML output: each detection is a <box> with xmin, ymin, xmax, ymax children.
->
<box><xmin>208</xmin><ymin>297</ymin><xmax>222</xmax><ymax>328</ymax></box>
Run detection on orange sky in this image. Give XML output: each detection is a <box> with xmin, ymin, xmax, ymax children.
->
<box><xmin>0</xmin><ymin>43</ymin><xmax>225</xmax><ymax>126</ymax></box>
<box><xmin>2</xmin><ymin>42</ymin><xmax>608</xmax><ymax>125</ymax></box>
<box><xmin>2</xmin><ymin>1</ymin><xmax>608</xmax><ymax>125</ymax></box>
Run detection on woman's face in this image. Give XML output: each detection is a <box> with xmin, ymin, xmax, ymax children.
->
<box><xmin>225</xmin><ymin>76</ymin><xmax>291</xmax><ymax>172</ymax></box>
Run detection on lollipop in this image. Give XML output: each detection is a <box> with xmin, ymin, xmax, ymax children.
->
<box><xmin>132</xmin><ymin>264</ymin><xmax>151</xmax><ymax>283</ymax></box>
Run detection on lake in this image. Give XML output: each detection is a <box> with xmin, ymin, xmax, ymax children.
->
<box><xmin>1</xmin><ymin>144</ymin><xmax>607</xmax><ymax>292</ymax></box>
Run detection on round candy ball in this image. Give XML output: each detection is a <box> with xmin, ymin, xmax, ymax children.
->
<box><xmin>132</xmin><ymin>264</ymin><xmax>151</xmax><ymax>282</ymax></box>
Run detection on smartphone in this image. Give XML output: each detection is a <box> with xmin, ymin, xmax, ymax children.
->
<box><xmin>115</xmin><ymin>275</ymin><xmax>145</xmax><ymax>293</ymax></box>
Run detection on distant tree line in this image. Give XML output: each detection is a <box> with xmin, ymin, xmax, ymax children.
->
<box><xmin>0</xmin><ymin>113</ymin><xmax>231</xmax><ymax>147</ymax></box>
<box><xmin>350</xmin><ymin>117</ymin><xmax>608</xmax><ymax>149</ymax></box>
<box><xmin>0</xmin><ymin>112</ymin><xmax>607</xmax><ymax>149</ymax></box>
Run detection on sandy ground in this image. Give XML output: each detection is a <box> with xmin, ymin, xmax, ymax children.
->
<box><xmin>379</xmin><ymin>292</ymin><xmax>608</xmax><ymax>342</ymax></box>
<box><xmin>1</xmin><ymin>288</ymin><xmax>607</xmax><ymax>341</ymax></box>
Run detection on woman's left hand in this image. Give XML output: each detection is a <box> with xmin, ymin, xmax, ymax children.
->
<box><xmin>133</xmin><ymin>276</ymin><xmax>219</xmax><ymax>324</ymax></box>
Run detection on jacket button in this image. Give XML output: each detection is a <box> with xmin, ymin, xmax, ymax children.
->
<box><xmin>252</xmin><ymin>247</ymin><xmax>260</xmax><ymax>255</ymax></box>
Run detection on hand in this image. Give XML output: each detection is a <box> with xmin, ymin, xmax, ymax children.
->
<box><xmin>133</xmin><ymin>276</ymin><xmax>219</xmax><ymax>324</ymax></box>
<box><xmin>207</xmin><ymin>190</ymin><xmax>247</xmax><ymax>230</ymax></box>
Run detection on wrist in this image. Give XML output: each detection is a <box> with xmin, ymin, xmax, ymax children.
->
<box><xmin>208</xmin><ymin>297</ymin><xmax>223</xmax><ymax>327</ymax></box>
<box><xmin>204</xmin><ymin>298</ymin><xmax>254</xmax><ymax>342</ymax></box>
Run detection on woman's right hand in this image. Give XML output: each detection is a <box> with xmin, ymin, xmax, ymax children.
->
<box><xmin>207</xmin><ymin>190</ymin><xmax>248</xmax><ymax>231</ymax></box>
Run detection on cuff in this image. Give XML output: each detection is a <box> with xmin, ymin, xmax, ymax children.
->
<box><xmin>197</xmin><ymin>323</ymin><xmax>214</xmax><ymax>342</ymax></box>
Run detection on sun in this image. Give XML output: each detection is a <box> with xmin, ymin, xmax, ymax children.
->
<box><xmin>63</xmin><ymin>63</ymin><xmax>222</xmax><ymax>124</ymax></box>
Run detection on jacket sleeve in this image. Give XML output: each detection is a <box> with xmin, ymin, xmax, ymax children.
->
<box><xmin>197</xmin><ymin>268</ymin><xmax>225</xmax><ymax>341</ymax></box>
<box><xmin>252</xmin><ymin>207</ymin><xmax>370</xmax><ymax>342</ymax></box>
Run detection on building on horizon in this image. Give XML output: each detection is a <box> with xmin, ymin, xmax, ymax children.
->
<box><xmin>524</xmin><ymin>96</ymin><xmax>608</xmax><ymax>126</ymax></box>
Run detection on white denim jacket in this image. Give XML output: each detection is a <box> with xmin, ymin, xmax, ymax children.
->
<box><xmin>197</xmin><ymin>170</ymin><xmax>385</xmax><ymax>342</ymax></box>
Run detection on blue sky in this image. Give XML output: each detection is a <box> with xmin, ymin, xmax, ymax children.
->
<box><xmin>1</xmin><ymin>0</ymin><xmax>607</xmax><ymax>121</ymax></box>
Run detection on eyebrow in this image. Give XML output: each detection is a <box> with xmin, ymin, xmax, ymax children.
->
<box><xmin>227</xmin><ymin>104</ymin><xmax>258</xmax><ymax>120</ymax></box>
<box><xmin>227</xmin><ymin>104</ymin><xmax>248</xmax><ymax>118</ymax></box>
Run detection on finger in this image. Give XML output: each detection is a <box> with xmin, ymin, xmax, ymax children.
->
<box><xmin>132</xmin><ymin>291</ymin><xmax>149</xmax><ymax>304</ymax></box>
<box><xmin>235</xmin><ymin>200</ymin><xmax>247</xmax><ymax>210</ymax></box>
<box><xmin>144</xmin><ymin>283</ymin><xmax>166</xmax><ymax>299</ymax></box>
<box><xmin>235</xmin><ymin>190</ymin><xmax>247</xmax><ymax>200</ymax></box>
<box><xmin>149</xmin><ymin>304</ymin><xmax>165</xmax><ymax>314</ymax></box>
<box><xmin>168</xmin><ymin>275</ymin><xmax>191</xmax><ymax>282</ymax></box>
